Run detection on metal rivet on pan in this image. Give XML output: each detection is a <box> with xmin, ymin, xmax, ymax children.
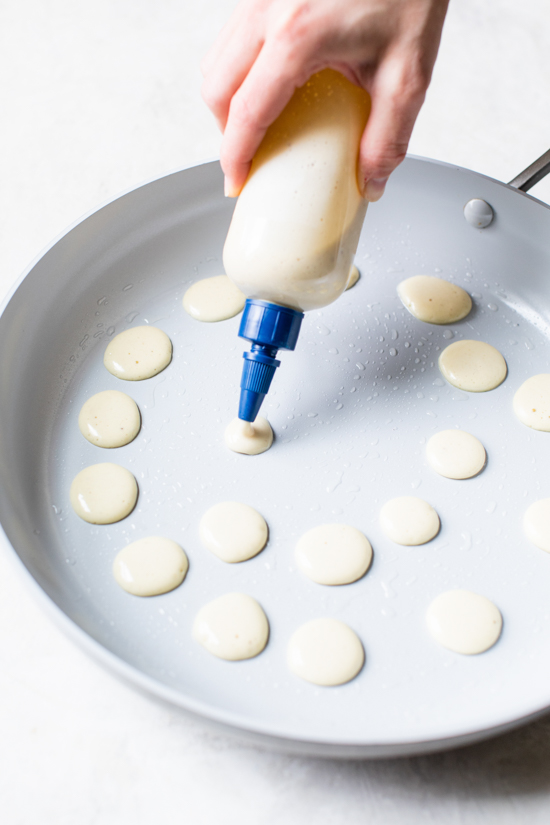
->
<box><xmin>464</xmin><ymin>198</ymin><xmax>494</xmax><ymax>228</ymax></box>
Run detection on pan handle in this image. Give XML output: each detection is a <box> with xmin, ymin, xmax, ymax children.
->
<box><xmin>508</xmin><ymin>148</ymin><xmax>550</xmax><ymax>192</ymax></box>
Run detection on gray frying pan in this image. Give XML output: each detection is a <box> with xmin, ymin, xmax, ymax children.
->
<box><xmin>1</xmin><ymin>148</ymin><xmax>550</xmax><ymax>759</ymax></box>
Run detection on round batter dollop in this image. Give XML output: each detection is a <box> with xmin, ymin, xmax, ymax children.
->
<box><xmin>346</xmin><ymin>265</ymin><xmax>360</xmax><ymax>290</ymax></box>
<box><xmin>513</xmin><ymin>374</ymin><xmax>550</xmax><ymax>431</ymax></box>
<box><xmin>70</xmin><ymin>462</ymin><xmax>138</xmax><ymax>524</ymax></box>
<box><xmin>182</xmin><ymin>275</ymin><xmax>246</xmax><ymax>322</ymax></box>
<box><xmin>199</xmin><ymin>501</ymin><xmax>268</xmax><ymax>563</ymax></box>
<box><xmin>104</xmin><ymin>326</ymin><xmax>172</xmax><ymax>380</ymax></box>
<box><xmin>524</xmin><ymin>498</ymin><xmax>550</xmax><ymax>552</ymax></box>
<box><xmin>438</xmin><ymin>339</ymin><xmax>507</xmax><ymax>392</ymax></box>
<box><xmin>78</xmin><ymin>390</ymin><xmax>141</xmax><ymax>448</ymax></box>
<box><xmin>397</xmin><ymin>275</ymin><xmax>472</xmax><ymax>324</ymax></box>
<box><xmin>426</xmin><ymin>430</ymin><xmax>486</xmax><ymax>479</ymax></box>
<box><xmin>295</xmin><ymin>523</ymin><xmax>372</xmax><ymax>585</ymax></box>
<box><xmin>224</xmin><ymin>416</ymin><xmax>273</xmax><ymax>455</ymax></box>
<box><xmin>426</xmin><ymin>590</ymin><xmax>502</xmax><ymax>654</ymax></box>
<box><xmin>380</xmin><ymin>496</ymin><xmax>440</xmax><ymax>545</ymax></box>
<box><xmin>287</xmin><ymin>618</ymin><xmax>364</xmax><ymax>686</ymax></box>
<box><xmin>113</xmin><ymin>537</ymin><xmax>188</xmax><ymax>596</ymax></box>
<box><xmin>192</xmin><ymin>593</ymin><xmax>269</xmax><ymax>660</ymax></box>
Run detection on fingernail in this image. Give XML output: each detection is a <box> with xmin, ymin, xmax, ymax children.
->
<box><xmin>224</xmin><ymin>177</ymin><xmax>240</xmax><ymax>198</ymax></box>
<box><xmin>363</xmin><ymin>177</ymin><xmax>388</xmax><ymax>202</ymax></box>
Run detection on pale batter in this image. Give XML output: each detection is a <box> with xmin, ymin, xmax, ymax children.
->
<box><xmin>426</xmin><ymin>430</ymin><xmax>486</xmax><ymax>479</ymax></box>
<box><xmin>225</xmin><ymin>416</ymin><xmax>273</xmax><ymax>455</ymax></box>
<box><xmin>192</xmin><ymin>593</ymin><xmax>269</xmax><ymax>660</ymax></box>
<box><xmin>426</xmin><ymin>589</ymin><xmax>502</xmax><ymax>654</ymax></box>
<box><xmin>104</xmin><ymin>325</ymin><xmax>172</xmax><ymax>380</ymax></box>
<box><xmin>513</xmin><ymin>374</ymin><xmax>550</xmax><ymax>431</ymax></box>
<box><xmin>113</xmin><ymin>537</ymin><xmax>188</xmax><ymax>596</ymax></box>
<box><xmin>223</xmin><ymin>70</ymin><xmax>370</xmax><ymax>311</ymax></box>
<box><xmin>346</xmin><ymin>265</ymin><xmax>360</xmax><ymax>290</ymax></box>
<box><xmin>287</xmin><ymin>618</ymin><xmax>364</xmax><ymax>686</ymax></box>
<box><xmin>438</xmin><ymin>340</ymin><xmax>507</xmax><ymax>392</ymax></box>
<box><xmin>524</xmin><ymin>498</ymin><xmax>550</xmax><ymax>552</ymax></box>
<box><xmin>199</xmin><ymin>501</ymin><xmax>268</xmax><ymax>563</ymax></box>
<box><xmin>70</xmin><ymin>462</ymin><xmax>138</xmax><ymax>524</ymax></box>
<box><xmin>295</xmin><ymin>523</ymin><xmax>372</xmax><ymax>585</ymax></box>
<box><xmin>397</xmin><ymin>275</ymin><xmax>472</xmax><ymax>324</ymax></box>
<box><xmin>380</xmin><ymin>496</ymin><xmax>440</xmax><ymax>545</ymax></box>
<box><xmin>182</xmin><ymin>275</ymin><xmax>246</xmax><ymax>322</ymax></box>
<box><xmin>78</xmin><ymin>390</ymin><xmax>141</xmax><ymax>448</ymax></box>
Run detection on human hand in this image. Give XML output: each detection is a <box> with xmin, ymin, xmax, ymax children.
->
<box><xmin>201</xmin><ymin>0</ymin><xmax>449</xmax><ymax>200</ymax></box>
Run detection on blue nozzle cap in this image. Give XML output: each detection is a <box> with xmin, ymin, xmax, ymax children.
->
<box><xmin>237</xmin><ymin>299</ymin><xmax>304</xmax><ymax>422</ymax></box>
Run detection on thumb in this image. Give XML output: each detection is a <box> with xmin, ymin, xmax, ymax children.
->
<box><xmin>359</xmin><ymin>55</ymin><xmax>428</xmax><ymax>201</ymax></box>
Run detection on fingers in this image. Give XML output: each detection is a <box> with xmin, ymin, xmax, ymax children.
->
<box><xmin>200</xmin><ymin>1</ymin><xmax>248</xmax><ymax>77</ymax></box>
<box><xmin>220</xmin><ymin>41</ymin><xmax>317</xmax><ymax>195</ymax></box>
<box><xmin>201</xmin><ymin>40</ymin><xmax>264</xmax><ymax>133</ymax></box>
<box><xmin>201</xmin><ymin>0</ymin><xmax>266</xmax><ymax>131</ymax></box>
<box><xmin>359</xmin><ymin>52</ymin><xmax>428</xmax><ymax>201</ymax></box>
<box><xmin>202</xmin><ymin>0</ymin><xmax>449</xmax><ymax>199</ymax></box>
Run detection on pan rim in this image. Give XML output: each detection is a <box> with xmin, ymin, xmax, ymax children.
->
<box><xmin>3</xmin><ymin>151</ymin><xmax>549</xmax><ymax>322</ymax></box>
<box><xmin>2</xmin><ymin>154</ymin><xmax>550</xmax><ymax>757</ymax></box>
<box><xmin>3</xmin><ymin>518</ymin><xmax>550</xmax><ymax>757</ymax></box>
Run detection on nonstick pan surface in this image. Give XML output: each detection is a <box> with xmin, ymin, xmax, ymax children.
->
<box><xmin>2</xmin><ymin>157</ymin><xmax>550</xmax><ymax>758</ymax></box>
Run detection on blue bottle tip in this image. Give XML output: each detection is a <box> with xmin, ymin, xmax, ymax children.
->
<box><xmin>239</xmin><ymin>389</ymin><xmax>266</xmax><ymax>422</ymax></box>
<box><xmin>238</xmin><ymin>351</ymin><xmax>279</xmax><ymax>422</ymax></box>
<box><xmin>237</xmin><ymin>299</ymin><xmax>304</xmax><ymax>422</ymax></box>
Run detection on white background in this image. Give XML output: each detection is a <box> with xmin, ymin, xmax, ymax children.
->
<box><xmin>2</xmin><ymin>1</ymin><xmax>550</xmax><ymax>822</ymax></box>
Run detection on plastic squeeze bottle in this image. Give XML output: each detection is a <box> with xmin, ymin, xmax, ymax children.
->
<box><xmin>223</xmin><ymin>69</ymin><xmax>371</xmax><ymax>422</ymax></box>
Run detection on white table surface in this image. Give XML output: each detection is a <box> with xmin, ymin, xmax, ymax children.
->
<box><xmin>2</xmin><ymin>1</ymin><xmax>550</xmax><ymax>822</ymax></box>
